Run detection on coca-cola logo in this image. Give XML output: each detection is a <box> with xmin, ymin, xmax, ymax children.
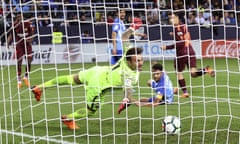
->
<box><xmin>204</xmin><ymin>40</ymin><xmax>240</xmax><ymax>58</ymax></box>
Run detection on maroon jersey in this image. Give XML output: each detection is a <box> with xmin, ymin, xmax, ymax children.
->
<box><xmin>13</xmin><ymin>21</ymin><xmax>32</xmax><ymax>48</ymax></box>
<box><xmin>166</xmin><ymin>24</ymin><xmax>195</xmax><ymax>57</ymax></box>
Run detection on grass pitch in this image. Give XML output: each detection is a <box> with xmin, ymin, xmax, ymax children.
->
<box><xmin>0</xmin><ymin>58</ymin><xmax>239</xmax><ymax>144</ymax></box>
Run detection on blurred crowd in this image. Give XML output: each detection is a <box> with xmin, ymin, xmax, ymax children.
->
<box><xmin>0</xmin><ymin>0</ymin><xmax>239</xmax><ymax>27</ymax></box>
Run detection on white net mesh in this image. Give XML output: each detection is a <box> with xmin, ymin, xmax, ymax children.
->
<box><xmin>0</xmin><ymin>0</ymin><xmax>240</xmax><ymax>143</ymax></box>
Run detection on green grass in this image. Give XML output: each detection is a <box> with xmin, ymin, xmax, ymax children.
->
<box><xmin>0</xmin><ymin>58</ymin><xmax>240</xmax><ymax>144</ymax></box>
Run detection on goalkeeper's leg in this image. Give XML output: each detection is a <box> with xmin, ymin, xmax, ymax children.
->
<box><xmin>62</xmin><ymin>95</ymin><xmax>101</xmax><ymax>130</ymax></box>
<box><xmin>31</xmin><ymin>74</ymin><xmax>78</xmax><ymax>101</ymax></box>
<box><xmin>61</xmin><ymin>107</ymin><xmax>96</xmax><ymax>130</ymax></box>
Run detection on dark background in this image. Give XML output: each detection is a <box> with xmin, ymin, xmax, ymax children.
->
<box><xmin>36</xmin><ymin>24</ymin><xmax>239</xmax><ymax>44</ymax></box>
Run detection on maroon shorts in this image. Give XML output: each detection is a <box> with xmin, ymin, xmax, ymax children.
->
<box><xmin>16</xmin><ymin>44</ymin><xmax>32</xmax><ymax>60</ymax></box>
<box><xmin>174</xmin><ymin>55</ymin><xmax>197</xmax><ymax>72</ymax></box>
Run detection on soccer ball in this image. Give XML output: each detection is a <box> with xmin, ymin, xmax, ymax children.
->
<box><xmin>162</xmin><ymin>116</ymin><xmax>181</xmax><ymax>134</ymax></box>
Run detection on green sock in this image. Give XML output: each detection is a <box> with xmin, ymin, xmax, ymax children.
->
<box><xmin>67</xmin><ymin>108</ymin><xmax>96</xmax><ymax>119</ymax></box>
<box><xmin>39</xmin><ymin>75</ymin><xmax>76</xmax><ymax>88</ymax></box>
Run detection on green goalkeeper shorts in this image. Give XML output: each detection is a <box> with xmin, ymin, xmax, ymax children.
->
<box><xmin>78</xmin><ymin>66</ymin><xmax>110</xmax><ymax>111</ymax></box>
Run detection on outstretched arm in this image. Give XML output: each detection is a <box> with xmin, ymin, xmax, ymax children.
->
<box><xmin>125</xmin><ymin>97</ymin><xmax>159</xmax><ymax>107</ymax></box>
<box><xmin>122</xmin><ymin>17</ymin><xmax>143</xmax><ymax>42</ymax></box>
<box><xmin>7</xmin><ymin>33</ymin><xmax>12</xmax><ymax>49</ymax></box>
<box><xmin>135</xmin><ymin>101</ymin><xmax>160</xmax><ymax>107</ymax></box>
<box><xmin>161</xmin><ymin>41</ymin><xmax>186</xmax><ymax>50</ymax></box>
<box><xmin>117</xmin><ymin>88</ymin><xmax>133</xmax><ymax>114</ymax></box>
<box><xmin>122</xmin><ymin>27</ymin><xmax>135</xmax><ymax>42</ymax></box>
<box><xmin>135</xmin><ymin>94</ymin><xmax>163</xmax><ymax>107</ymax></box>
<box><xmin>125</xmin><ymin>87</ymin><xmax>133</xmax><ymax>101</ymax></box>
<box><xmin>111</xmin><ymin>31</ymin><xmax>117</xmax><ymax>55</ymax></box>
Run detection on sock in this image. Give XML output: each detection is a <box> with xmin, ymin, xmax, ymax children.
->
<box><xmin>17</xmin><ymin>76</ymin><xmax>21</xmax><ymax>82</ymax></box>
<box><xmin>67</xmin><ymin>108</ymin><xmax>96</xmax><ymax>119</ymax></box>
<box><xmin>178</xmin><ymin>79</ymin><xmax>188</xmax><ymax>94</ymax></box>
<box><xmin>39</xmin><ymin>75</ymin><xmax>76</xmax><ymax>88</ymax></box>
<box><xmin>24</xmin><ymin>73</ymin><xmax>28</xmax><ymax>78</ymax></box>
<box><xmin>17</xmin><ymin>59</ymin><xmax>22</xmax><ymax>78</ymax></box>
<box><xmin>25</xmin><ymin>57</ymin><xmax>31</xmax><ymax>78</ymax></box>
<box><xmin>195</xmin><ymin>68</ymin><xmax>206</xmax><ymax>76</ymax></box>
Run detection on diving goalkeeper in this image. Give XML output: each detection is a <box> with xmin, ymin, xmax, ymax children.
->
<box><xmin>31</xmin><ymin>25</ymin><xmax>143</xmax><ymax>130</ymax></box>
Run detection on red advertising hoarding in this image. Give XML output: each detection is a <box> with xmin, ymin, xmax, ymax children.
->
<box><xmin>202</xmin><ymin>40</ymin><xmax>240</xmax><ymax>58</ymax></box>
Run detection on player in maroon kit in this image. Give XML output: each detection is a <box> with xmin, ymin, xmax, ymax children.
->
<box><xmin>161</xmin><ymin>13</ymin><xmax>215</xmax><ymax>98</ymax></box>
<box><xmin>7</xmin><ymin>13</ymin><xmax>33</xmax><ymax>88</ymax></box>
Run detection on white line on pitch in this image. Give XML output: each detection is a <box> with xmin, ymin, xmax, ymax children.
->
<box><xmin>0</xmin><ymin>129</ymin><xmax>77</xmax><ymax>144</ymax></box>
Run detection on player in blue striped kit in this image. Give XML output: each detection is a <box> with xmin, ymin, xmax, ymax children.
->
<box><xmin>135</xmin><ymin>63</ymin><xmax>177</xmax><ymax>107</ymax></box>
<box><xmin>111</xmin><ymin>9</ymin><xmax>126</xmax><ymax>65</ymax></box>
<box><xmin>111</xmin><ymin>9</ymin><xmax>145</xmax><ymax>65</ymax></box>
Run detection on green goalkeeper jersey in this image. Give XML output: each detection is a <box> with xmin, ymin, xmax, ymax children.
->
<box><xmin>78</xmin><ymin>43</ymin><xmax>139</xmax><ymax>94</ymax></box>
<box><xmin>107</xmin><ymin>41</ymin><xmax>138</xmax><ymax>89</ymax></box>
<box><xmin>107</xmin><ymin>57</ymin><xmax>139</xmax><ymax>88</ymax></box>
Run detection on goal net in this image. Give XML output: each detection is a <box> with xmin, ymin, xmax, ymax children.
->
<box><xmin>0</xmin><ymin>0</ymin><xmax>240</xmax><ymax>143</ymax></box>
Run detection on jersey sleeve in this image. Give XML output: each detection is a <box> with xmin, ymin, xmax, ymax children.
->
<box><xmin>112</xmin><ymin>22</ymin><xmax>120</xmax><ymax>32</ymax></box>
<box><xmin>163</xmin><ymin>74</ymin><xmax>174</xmax><ymax>97</ymax></box>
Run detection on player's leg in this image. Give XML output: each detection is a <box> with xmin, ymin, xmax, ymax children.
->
<box><xmin>23</xmin><ymin>47</ymin><xmax>33</xmax><ymax>87</ymax></box>
<box><xmin>16</xmin><ymin>49</ymin><xmax>24</xmax><ymax>88</ymax></box>
<box><xmin>61</xmin><ymin>98</ymin><xmax>100</xmax><ymax>130</ymax></box>
<box><xmin>31</xmin><ymin>66</ymin><xmax>98</xmax><ymax>101</ymax></box>
<box><xmin>62</xmin><ymin>88</ymin><xmax>105</xmax><ymax>130</ymax></box>
<box><xmin>189</xmin><ymin>56</ymin><xmax>206</xmax><ymax>77</ymax></box>
<box><xmin>65</xmin><ymin>95</ymin><xmax>100</xmax><ymax>118</ymax></box>
<box><xmin>205</xmin><ymin>66</ymin><xmax>215</xmax><ymax>77</ymax></box>
<box><xmin>175</xmin><ymin>58</ymin><xmax>189</xmax><ymax>98</ymax></box>
<box><xmin>190</xmin><ymin>67</ymin><xmax>215</xmax><ymax>77</ymax></box>
<box><xmin>61</xmin><ymin>100</ymin><xmax>99</xmax><ymax>130</ymax></box>
<box><xmin>31</xmin><ymin>74</ymin><xmax>80</xmax><ymax>101</ymax></box>
<box><xmin>189</xmin><ymin>56</ymin><xmax>215</xmax><ymax>77</ymax></box>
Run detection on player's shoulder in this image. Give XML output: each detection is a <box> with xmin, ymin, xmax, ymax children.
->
<box><xmin>162</xmin><ymin>72</ymin><xmax>170</xmax><ymax>79</ymax></box>
<box><xmin>112</xmin><ymin>18</ymin><xmax>121</xmax><ymax>30</ymax></box>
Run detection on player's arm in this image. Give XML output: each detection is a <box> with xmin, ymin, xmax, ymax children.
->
<box><xmin>118</xmin><ymin>77</ymin><xmax>135</xmax><ymax>114</ymax></box>
<box><xmin>122</xmin><ymin>27</ymin><xmax>134</xmax><ymax>42</ymax></box>
<box><xmin>161</xmin><ymin>41</ymin><xmax>185</xmax><ymax>50</ymax></box>
<box><xmin>121</xmin><ymin>17</ymin><xmax>143</xmax><ymax>43</ymax></box>
<box><xmin>111</xmin><ymin>31</ymin><xmax>117</xmax><ymax>55</ymax></box>
<box><xmin>117</xmin><ymin>87</ymin><xmax>133</xmax><ymax>114</ymax></box>
<box><xmin>135</xmin><ymin>102</ymin><xmax>160</xmax><ymax>107</ymax></box>
<box><xmin>6</xmin><ymin>32</ymin><xmax>13</xmax><ymax>49</ymax></box>
<box><xmin>133</xmin><ymin>32</ymin><xmax>147</xmax><ymax>39</ymax></box>
<box><xmin>125</xmin><ymin>87</ymin><xmax>133</xmax><ymax>101</ymax></box>
<box><xmin>7</xmin><ymin>33</ymin><xmax>12</xmax><ymax>44</ymax></box>
<box><xmin>147</xmin><ymin>79</ymin><xmax>153</xmax><ymax>87</ymax></box>
<box><xmin>135</xmin><ymin>94</ymin><xmax>162</xmax><ymax>107</ymax></box>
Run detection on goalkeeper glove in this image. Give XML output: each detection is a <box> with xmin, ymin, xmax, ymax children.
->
<box><xmin>130</xmin><ymin>17</ymin><xmax>142</xmax><ymax>30</ymax></box>
<box><xmin>117</xmin><ymin>98</ymin><xmax>131</xmax><ymax>114</ymax></box>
